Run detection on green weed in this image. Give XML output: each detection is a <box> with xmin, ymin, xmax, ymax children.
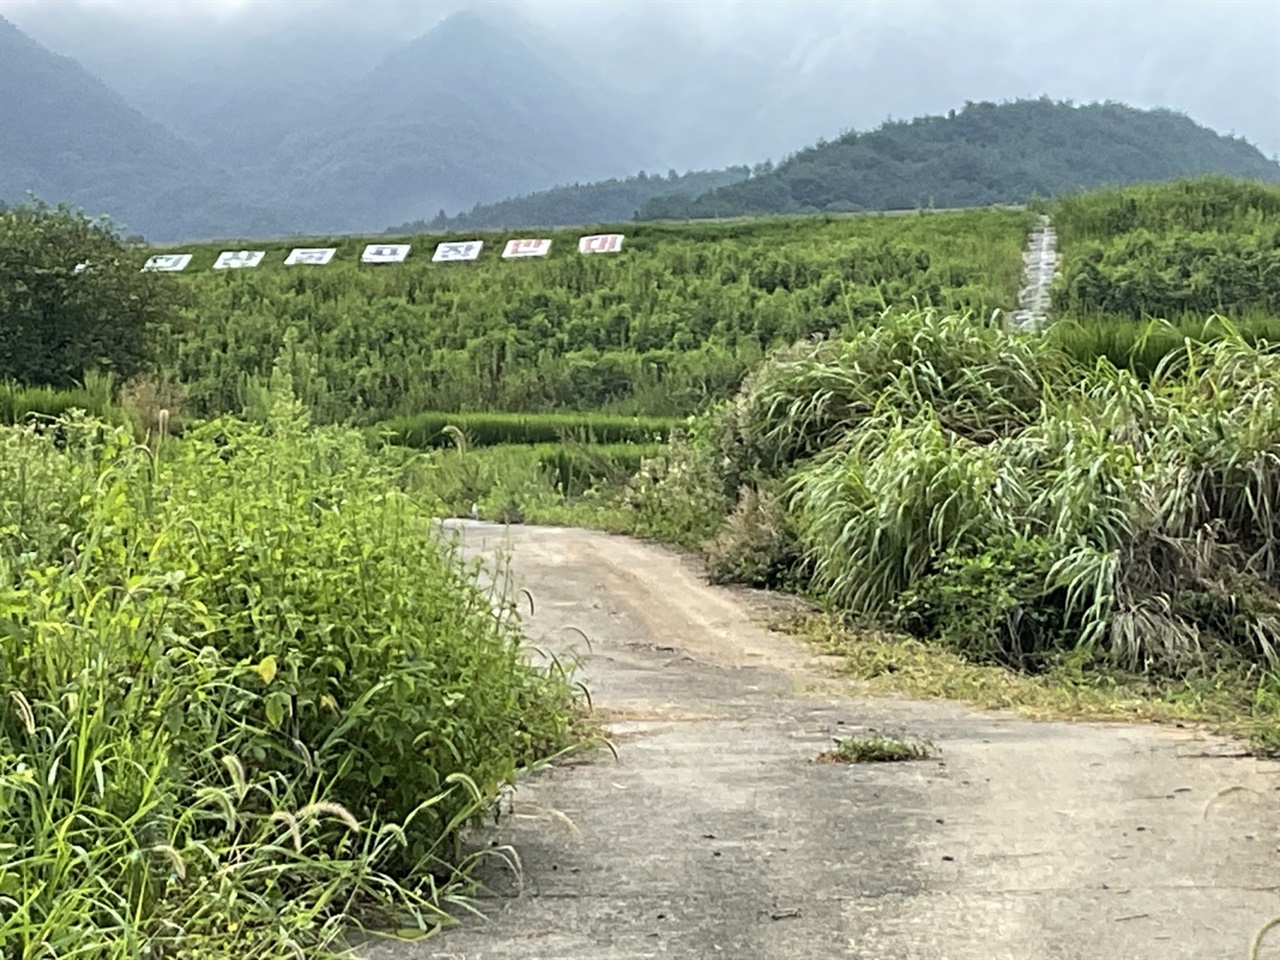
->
<box><xmin>819</xmin><ymin>733</ymin><xmax>936</xmax><ymax>764</ymax></box>
<box><xmin>0</xmin><ymin>396</ymin><xmax>584</xmax><ymax>958</ymax></box>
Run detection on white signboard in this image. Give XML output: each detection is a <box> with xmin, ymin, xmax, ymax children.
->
<box><xmin>213</xmin><ymin>250</ymin><xmax>265</xmax><ymax>270</ymax></box>
<box><xmin>432</xmin><ymin>240</ymin><xmax>484</xmax><ymax>263</ymax></box>
<box><xmin>502</xmin><ymin>238</ymin><xmax>552</xmax><ymax>259</ymax></box>
<box><xmin>578</xmin><ymin>234</ymin><xmax>624</xmax><ymax>254</ymax></box>
<box><xmin>361</xmin><ymin>243</ymin><xmax>411</xmax><ymax>264</ymax></box>
<box><xmin>284</xmin><ymin>247</ymin><xmax>336</xmax><ymax>266</ymax></box>
<box><xmin>142</xmin><ymin>254</ymin><xmax>192</xmax><ymax>272</ymax></box>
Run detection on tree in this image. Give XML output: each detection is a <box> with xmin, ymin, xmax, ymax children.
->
<box><xmin>0</xmin><ymin>201</ymin><xmax>180</xmax><ymax>388</ymax></box>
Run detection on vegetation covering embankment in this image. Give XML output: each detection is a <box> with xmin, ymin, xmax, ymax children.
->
<box><xmin>1050</xmin><ymin>177</ymin><xmax>1280</xmax><ymax>321</ymax></box>
<box><xmin>151</xmin><ymin>208</ymin><xmax>1032</xmax><ymax>423</ymax></box>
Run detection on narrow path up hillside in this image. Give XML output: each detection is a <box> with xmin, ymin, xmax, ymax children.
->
<box><xmin>359</xmin><ymin>522</ymin><xmax>1279</xmax><ymax>960</ymax></box>
<box><xmin>1010</xmin><ymin>214</ymin><xmax>1058</xmax><ymax>332</ymax></box>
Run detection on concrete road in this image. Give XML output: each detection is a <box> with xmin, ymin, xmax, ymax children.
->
<box><xmin>360</xmin><ymin>522</ymin><xmax>1280</xmax><ymax>960</ymax></box>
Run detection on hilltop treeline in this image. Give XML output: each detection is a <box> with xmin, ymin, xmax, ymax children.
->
<box><xmin>401</xmin><ymin>167</ymin><xmax>752</xmax><ymax>232</ymax></box>
<box><xmin>638</xmin><ymin>100</ymin><xmax>1280</xmax><ymax>221</ymax></box>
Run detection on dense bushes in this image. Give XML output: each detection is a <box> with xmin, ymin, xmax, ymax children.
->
<box><xmin>0</xmin><ymin>399</ymin><xmax>580</xmax><ymax>957</ymax></box>
<box><xmin>1051</xmin><ymin>178</ymin><xmax>1280</xmax><ymax>321</ymax></box>
<box><xmin>150</xmin><ymin>209</ymin><xmax>1030</xmax><ymax>424</ymax></box>
<box><xmin>0</xmin><ymin>203</ymin><xmax>181</xmax><ymax>388</ymax></box>
<box><xmin>633</xmin><ymin>310</ymin><xmax>1280</xmax><ymax>688</ymax></box>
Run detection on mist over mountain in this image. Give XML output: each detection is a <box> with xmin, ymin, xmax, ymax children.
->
<box><xmin>1</xmin><ymin>0</ymin><xmax>1276</xmax><ymax>240</ymax></box>
<box><xmin>0</xmin><ymin>16</ymin><xmax>294</xmax><ymax>240</ymax></box>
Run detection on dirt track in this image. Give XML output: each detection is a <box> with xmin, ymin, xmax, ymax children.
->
<box><xmin>362</xmin><ymin>521</ymin><xmax>1279</xmax><ymax>960</ymax></box>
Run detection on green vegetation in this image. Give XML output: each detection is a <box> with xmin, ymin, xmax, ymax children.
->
<box><xmin>400</xmin><ymin>167</ymin><xmax>753</xmax><ymax>232</ymax></box>
<box><xmin>4</xmin><ymin>176</ymin><xmax>1279</xmax><ymax>958</ymax></box>
<box><xmin>641</xmin><ymin>100</ymin><xmax>1280</xmax><ymax>221</ymax></box>
<box><xmin>0</xmin><ymin>201</ymin><xmax>180</xmax><ymax>388</ymax></box>
<box><xmin>1050</xmin><ymin>177</ymin><xmax>1280</xmax><ymax>320</ymax></box>
<box><xmin>820</xmin><ymin>733</ymin><xmax>936</xmax><ymax>764</ymax></box>
<box><xmin>378</xmin><ymin>411</ymin><xmax>676</xmax><ymax>449</ymax></box>
<box><xmin>0</xmin><ymin>395</ymin><xmax>582</xmax><ymax>958</ymax></box>
<box><xmin>416</xmin><ymin>441</ymin><xmax>661</xmax><ymax>526</ymax></box>
<box><xmin>627</xmin><ymin>310</ymin><xmax>1280</xmax><ymax>754</ymax></box>
<box><xmin>154</xmin><ymin>209</ymin><xmax>1032</xmax><ymax>424</ymax></box>
<box><xmin>0</xmin><ymin>373</ymin><xmax>117</xmax><ymax>424</ymax></box>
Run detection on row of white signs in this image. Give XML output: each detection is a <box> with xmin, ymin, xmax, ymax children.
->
<box><xmin>136</xmin><ymin>234</ymin><xmax>625</xmax><ymax>273</ymax></box>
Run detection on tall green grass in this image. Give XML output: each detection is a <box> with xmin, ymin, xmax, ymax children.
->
<box><xmin>378</xmin><ymin>411</ymin><xmax>677</xmax><ymax>449</ymax></box>
<box><xmin>1046</xmin><ymin>315</ymin><xmax>1280</xmax><ymax>381</ymax></box>
<box><xmin>0</xmin><ymin>372</ymin><xmax>118</xmax><ymax>424</ymax></box>
<box><xmin>0</xmin><ymin>395</ymin><xmax>582</xmax><ymax>958</ymax></box>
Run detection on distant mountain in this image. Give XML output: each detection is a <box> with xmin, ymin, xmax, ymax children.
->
<box><xmin>396</xmin><ymin>166</ymin><xmax>753</xmax><ymax>233</ymax></box>
<box><xmin>0</xmin><ymin>16</ymin><xmax>292</xmax><ymax>241</ymax></box>
<box><xmin>639</xmin><ymin>100</ymin><xmax>1280</xmax><ymax>220</ymax></box>
<box><xmin>0</xmin><ymin>11</ymin><xmax>662</xmax><ymax>240</ymax></box>
<box><xmin>256</xmin><ymin>11</ymin><xmax>661</xmax><ymax>234</ymax></box>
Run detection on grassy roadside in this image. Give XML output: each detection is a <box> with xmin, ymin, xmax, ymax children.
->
<box><xmin>790</xmin><ymin>613</ymin><xmax>1280</xmax><ymax>756</ymax></box>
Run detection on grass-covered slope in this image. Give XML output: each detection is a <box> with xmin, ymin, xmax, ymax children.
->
<box><xmin>639</xmin><ymin>100</ymin><xmax>1280</xmax><ymax>220</ymax></box>
<box><xmin>1050</xmin><ymin>176</ymin><xmax>1280</xmax><ymax>319</ymax></box>
<box><xmin>148</xmin><ymin>209</ymin><xmax>1033</xmax><ymax>424</ymax></box>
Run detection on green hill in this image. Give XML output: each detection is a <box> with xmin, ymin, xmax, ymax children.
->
<box><xmin>638</xmin><ymin>99</ymin><xmax>1280</xmax><ymax>220</ymax></box>
<box><xmin>394</xmin><ymin>167</ymin><xmax>753</xmax><ymax>233</ymax></box>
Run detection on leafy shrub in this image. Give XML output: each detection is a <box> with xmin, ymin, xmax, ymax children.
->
<box><xmin>623</xmin><ymin>418</ymin><xmax>733</xmax><ymax>549</ymax></box>
<box><xmin>893</xmin><ymin>535</ymin><xmax>1070</xmax><ymax>669</ymax></box>
<box><xmin>701</xmin><ymin>482</ymin><xmax>803</xmax><ymax>589</ymax></box>
<box><xmin>0</xmin><ymin>400</ymin><xmax>581</xmax><ymax>957</ymax></box>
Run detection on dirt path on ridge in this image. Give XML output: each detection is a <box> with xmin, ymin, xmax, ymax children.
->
<box><xmin>360</xmin><ymin>521</ymin><xmax>1280</xmax><ymax>960</ymax></box>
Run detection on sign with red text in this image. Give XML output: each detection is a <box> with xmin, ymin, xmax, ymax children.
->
<box><xmin>578</xmin><ymin>234</ymin><xmax>624</xmax><ymax>254</ymax></box>
<box><xmin>502</xmin><ymin>238</ymin><xmax>552</xmax><ymax>259</ymax></box>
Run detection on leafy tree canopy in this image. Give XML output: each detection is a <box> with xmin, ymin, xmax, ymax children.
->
<box><xmin>0</xmin><ymin>201</ymin><xmax>180</xmax><ymax>387</ymax></box>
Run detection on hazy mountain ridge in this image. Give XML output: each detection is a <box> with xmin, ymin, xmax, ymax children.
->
<box><xmin>0</xmin><ymin>17</ymin><xmax>296</xmax><ymax>239</ymax></box>
<box><xmin>3</xmin><ymin>6</ymin><xmax>1278</xmax><ymax>241</ymax></box>
<box><xmin>399</xmin><ymin>166</ymin><xmax>754</xmax><ymax>232</ymax></box>
<box><xmin>637</xmin><ymin>100</ymin><xmax>1280</xmax><ymax>220</ymax></box>
<box><xmin>0</xmin><ymin>11</ymin><xmax>659</xmax><ymax>240</ymax></box>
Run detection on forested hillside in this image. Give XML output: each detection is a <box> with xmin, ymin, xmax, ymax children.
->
<box><xmin>640</xmin><ymin>100</ymin><xmax>1280</xmax><ymax>220</ymax></box>
<box><xmin>399</xmin><ymin>167</ymin><xmax>753</xmax><ymax>232</ymax></box>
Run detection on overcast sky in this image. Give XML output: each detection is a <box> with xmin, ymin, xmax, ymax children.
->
<box><xmin>4</xmin><ymin>0</ymin><xmax>1279</xmax><ymax>163</ymax></box>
